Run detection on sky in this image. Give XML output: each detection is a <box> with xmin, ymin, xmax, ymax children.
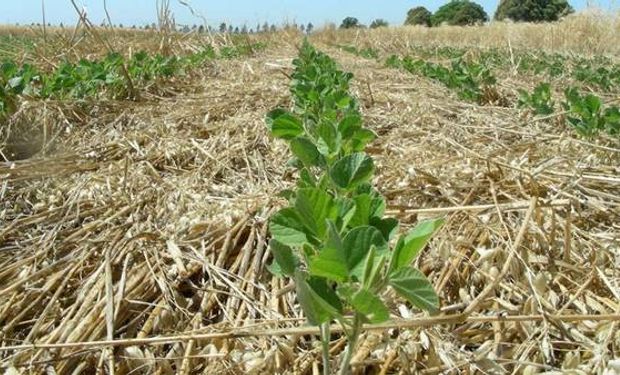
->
<box><xmin>0</xmin><ymin>1</ymin><xmax>617</xmax><ymax>28</ymax></box>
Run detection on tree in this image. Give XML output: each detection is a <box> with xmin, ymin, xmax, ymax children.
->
<box><xmin>340</xmin><ymin>16</ymin><xmax>360</xmax><ymax>29</ymax></box>
<box><xmin>405</xmin><ymin>6</ymin><xmax>432</xmax><ymax>26</ymax></box>
<box><xmin>300</xmin><ymin>24</ymin><xmax>306</xmax><ymax>33</ymax></box>
<box><xmin>370</xmin><ymin>19</ymin><xmax>389</xmax><ymax>28</ymax></box>
<box><xmin>241</xmin><ymin>24</ymin><xmax>248</xmax><ymax>34</ymax></box>
<box><xmin>228</xmin><ymin>25</ymin><xmax>234</xmax><ymax>33</ymax></box>
<box><xmin>306</xmin><ymin>22</ymin><xmax>314</xmax><ymax>33</ymax></box>
<box><xmin>262</xmin><ymin>22</ymin><xmax>269</xmax><ymax>32</ymax></box>
<box><xmin>198</xmin><ymin>25</ymin><xmax>205</xmax><ymax>33</ymax></box>
<box><xmin>431</xmin><ymin>0</ymin><xmax>488</xmax><ymax>26</ymax></box>
<box><xmin>219</xmin><ymin>22</ymin><xmax>227</xmax><ymax>33</ymax></box>
<box><xmin>270</xmin><ymin>24</ymin><xmax>277</xmax><ymax>32</ymax></box>
<box><xmin>234</xmin><ymin>26</ymin><xmax>240</xmax><ymax>33</ymax></box>
<box><xmin>495</xmin><ymin>0</ymin><xmax>574</xmax><ymax>22</ymax></box>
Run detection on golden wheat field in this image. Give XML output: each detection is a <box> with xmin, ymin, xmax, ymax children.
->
<box><xmin>1</xmin><ymin>10</ymin><xmax>619</xmax><ymax>375</ymax></box>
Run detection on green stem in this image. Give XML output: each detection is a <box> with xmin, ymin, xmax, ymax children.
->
<box><xmin>338</xmin><ymin>313</ymin><xmax>363</xmax><ymax>375</ymax></box>
<box><xmin>320</xmin><ymin>322</ymin><xmax>331</xmax><ymax>375</ymax></box>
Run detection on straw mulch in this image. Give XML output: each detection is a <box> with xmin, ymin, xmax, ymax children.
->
<box><xmin>1</xmin><ymin>31</ymin><xmax>619</xmax><ymax>374</ymax></box>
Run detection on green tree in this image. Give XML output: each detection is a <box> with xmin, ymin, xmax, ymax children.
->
<box><xmin>431</xmin><ymin>0</ymin><xmax>488</xmax><ymax>26</ymax></box>
<box><xmin>495</xmin><ymin>0</ymin><xmax>574</xmax><ymax>22</ymax></box>
<box><xmin>219</xmin><ymin>22</ymin><xmax>227</xmax><ymax>33</ymax></box>
<box><xmin>306</xmin><ymin>22</ymin><xmax>314</xmax><ymax>33</ymax></box>
<box><xmin>370</xmin><ymin>19</ymin><xmax>389</xmax><ymax>28</ymax></box>
<box><xmin>340</xmin><ymin>16</ymin><xmax>360</xmax><ymax>29</ymax></box>
<box><xmin>405</xmin><ymin>6</ymin><xmax>432</xmax><ymax>26</ymax></box>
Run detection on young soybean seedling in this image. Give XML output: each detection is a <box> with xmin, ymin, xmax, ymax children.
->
<box><xmin>518</xmin><ymin>82</ymin><xmax>554</xmax><ymax>116</ymax></box>
<box><xmin>265</xmin><ymin>41</ymin><xmax>443</xmax><ymax>375</ymax></box>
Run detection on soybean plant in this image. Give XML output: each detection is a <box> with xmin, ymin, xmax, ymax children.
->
<box><xmin>265</xmin><ymin>41</ymin><xmax>443</xmax><ymax>375</ymax></box>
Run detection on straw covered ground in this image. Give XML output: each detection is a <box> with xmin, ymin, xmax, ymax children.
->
<box><xmin>1</xmin><ymin>14</ymin><xmax>620</xmax><ymax>374</ymax></box>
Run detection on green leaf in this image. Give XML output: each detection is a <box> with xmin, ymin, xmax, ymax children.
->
<box><xmin>389</xmin><ymin>267</ymin><xmax>439</xmax><ymax>313</ymax></box>
<box><xmin>361</xmin><ymin>246</ymin><xmax>376</xmax><ymax>288</ymax></box>
<box><xmin>309</xmin><ymin>247</ymin><xmax>348</xmax><ymax>282</ymax></box>
<box><xmin>335</xmin><ymin>198</ymin><xmax>356</xmax><ymax>230</ymax></box>
<box><xmin>316</xmin><ymin>120</ymin><xmax>341</xmax><ymax>156</ymax></box>
<box><xmin>336</xmin><ymin>284</ymin><xmax>356</xmax><ymax>304</ymax></box>
<box><xmin>369</xmin><ymin>193</ymin><xmax>386</xmax><ymax>218</ymax></box>
<box><xmin>350</xmin><ymin>193</ymin><xmax>386</xmax><ymax>228</ymax></box>
<box><xmin>325</xmin><ymin>221</ymin><xmax>344</xmax><ymax>250</ymax></box>
<box><xmin>296</xmin><ymin>271</ymin><xmax>342</xmax><ymax>325</ymax></box>
<box><xmin>330</xmin><ymin>153</ymin><xmax>375</xmax><ymax>190</ymax></box>
<box><xmin>290</xmin><ymin>137</ymin><xmax>323</xmax><ymax>167</ymax></box>
<box><xmin>336</xmin><ymin>94</ymin><xmax>351</xmax><ymax>109</ymax></box>
<box><xmin>298</xmin><ymin>169</ymin><xmax>316</xmax><ymax>188</ymax></box>
<box><xmin>266</xmin><ymin>109</ymin><xmax>304</xmax><ymax>139</ymax></box>
<box><xmin>270</xmin><ymin>208</ymin><xmax>310</xmax><ymax>246</ymax></box>
<box><xmin>370</xmin><ymin>217</ymin><xmax>399</xmax><ymax>242</ymax></box>
<box><xmin>584</xmin><ymin>94</ymin><xmax>601</xmax><ymax>114</ymax></box>
<box><xmin>361</xmin><ymin>247</ymin><xmax>387</xmax><ymax>291</ymax></box>
<box><xmin>266</xmin><ymin>260</ymin><xmax>285</xmax><ymax>278</ymax></box>
<box><xmin>338</xmin><ymin>115</ymin><xmax>362</xmax><ymax>139</ymax></box>
<box><xmin>349</xmin><ymin>129</ymin><xmax>377</xmax><ymax>152</ymax></box>
<box><xmin>349</xmin><ymin>194</ymin><xmax>372</xmax><ymax>227</ymax></box>
<box><xmin>343</xmin><ymin>226</ymin><xmax>388</xmax><ymax>280</ymax></box>
<box><xmin>269</xmin><ymin>239</ymin><xmax>299</xmax><ymax>277</ymax></box>
<box><xmin>295</xmin><ymin>188</ymin><xmax>338</xmax><ymax>240</ymax></box>
<box><xmin>389</xmin><ymin>218</ymin><xmax>444</xmax><ymax>273</ymax></box>
<box><xmin>351</xmin><ymin>289</ymin><xmax>390</xmax><ymax>323</ymax></box>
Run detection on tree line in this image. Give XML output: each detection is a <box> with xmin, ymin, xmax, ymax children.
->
<box><xmin>340</xmin><ymin>0</ymin><xmax>574</xmax><ymax>29</ymax></box>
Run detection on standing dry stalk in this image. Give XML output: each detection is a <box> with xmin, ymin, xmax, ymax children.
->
<box><xmin>41</xmin><ymin>0</ymin><xmax>47</xmax><ymax>42</ymax></box>
<box><xmin>69</xmin><ymin>0</ymin><xmax>138</xmax><ymax>100</ymax></box>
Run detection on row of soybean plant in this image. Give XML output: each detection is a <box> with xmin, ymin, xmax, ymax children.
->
<box><xmin>0</xmin><ymin>42</ymin><xmax>266</xmax><ymax>121</ymax></box>
<box><xmin>377</xmin><ymin>49</ymin><xmax>618</xmax><ymax>137</ymax></box>
<box><xmin>265</xmin><ymin>40</ymin><xmax>443</xmax><ymax>374</ymax></box>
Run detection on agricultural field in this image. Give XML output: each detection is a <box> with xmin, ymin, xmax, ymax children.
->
<box><xmin>1</xmin><ymin>12</ymin><xmax>619</xmax><ymax>375</ymax></box>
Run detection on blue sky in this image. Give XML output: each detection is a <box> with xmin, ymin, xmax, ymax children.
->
<box><xmin>1</xmin><ymin>1</ymin><xmax>617</xmax><ymax>27</ymax></box>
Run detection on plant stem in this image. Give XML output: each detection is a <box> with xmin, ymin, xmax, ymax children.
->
<box><xmin>338</xmin><ymin>313</ymin><xmax>363</xmax><ymax>375</ymax></box>
<box><xmin>320</xmin><ymin>322</ymin><xmax>331</xmax><ymax>375</ymax></box>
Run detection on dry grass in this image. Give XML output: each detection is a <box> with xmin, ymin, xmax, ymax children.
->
<box><xmin>1</xmin><ymin>15</ymin><xmax>620</xmax><ymax>374</ymax></box>
<box><xmin>314</xmin><ymin>10</ymin><xmax>620</xmax><ymax>56</ymax></box>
